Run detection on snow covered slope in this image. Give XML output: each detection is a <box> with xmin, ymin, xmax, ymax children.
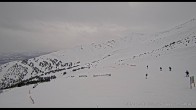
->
<box><xmin>0</xmin><ymin>19</ymin><xmax>196</xmax><ymax>108</ymax></box>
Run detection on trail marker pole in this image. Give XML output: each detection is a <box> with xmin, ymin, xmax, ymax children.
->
<box><xmin>190</xmin><ymin>77</ymin><xmax>192</xmax><ymax>89</ymax></box>
<box><xmin>193</xmin><ymin>76</ymin><xmax>195</xmax><ymax>87</ymax></box>
<box><xmin>190</xmin><ymin>76</ymin><xmax>195</xmax><ymax>89</ymax></box>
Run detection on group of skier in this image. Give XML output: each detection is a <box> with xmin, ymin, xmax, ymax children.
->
<box><xmin>145</xmin><ymin>65</ymin><xmax>190</xmax><ymax>79</ymax></box>
<box><xmin>159</xmin><ymin>66</ymin><xmax>172</xmax><ymax>71</ymax></box>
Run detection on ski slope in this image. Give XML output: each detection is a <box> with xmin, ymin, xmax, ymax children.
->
<box><xmin>0</xmin><ymin>19</ymin><xmax>196</xmax><ymax>108</ymax></box>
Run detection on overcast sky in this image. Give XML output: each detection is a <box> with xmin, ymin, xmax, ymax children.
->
<box><xmin>0</xmin><ymin>2</ymin><xmax>196</xmax><ymax>54</ymax></box>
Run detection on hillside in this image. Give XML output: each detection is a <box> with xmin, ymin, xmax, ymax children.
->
<box><xmin>0</xmin><ymin>19</ymin><xmax>196</xmax><ymax>108</ymax></box>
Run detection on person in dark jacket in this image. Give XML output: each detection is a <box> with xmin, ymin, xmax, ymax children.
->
<box><xmin>169</xmin><ymin>67</ymin><xmax>172</xmax><ymax>71</ymax></box>
<box><xmin>145</xmin><ymin>73</ymin><xmax>148</xmax><ymax>79</ymax></box>
<box><xmin>160</xmin><ymin>67</ymin><xmax>162</xmax><ymax>71</ymax></box>
<box><xmin>185</xmin><ymin>70</ymin><xmax>189</xmax><ymax>77</ymax></box>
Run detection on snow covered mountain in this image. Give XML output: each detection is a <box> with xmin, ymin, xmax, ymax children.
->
<box><xmin>0</xmin><ymin>19</ymin><xmax>196</xmax><ymax>108</ymax></box>
<box><xmin>0</xmin><ymin>51</ymin><xmax>51</xmax><ymax>66</ymax></box>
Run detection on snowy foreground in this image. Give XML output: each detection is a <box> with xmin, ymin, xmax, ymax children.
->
<box><xmin>0</xmin><ymin>54</ymin><xmax>196</xmax><ymax>108</ymax></box>
<box><xmin>1</xmin><ymin>19</ymin><xmax>196</xmax><ymax>108</ymax></box>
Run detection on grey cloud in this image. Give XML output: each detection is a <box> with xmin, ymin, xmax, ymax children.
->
<box><xmin>0</xmin><ymin>2</ymin><xmax>196</xmax><ymax>54</ymax></box>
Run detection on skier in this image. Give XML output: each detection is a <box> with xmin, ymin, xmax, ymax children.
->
<box><xmin>160</xmin><ymin>67</ymin><xmax>162</xmax><ymax>71</ymax></box>
<box><xmin>185</xmin><ymin>70</ymin><xmax>189</xmax><ymax>77</ymax></box>
<box><xmin>145</xmin><ymin>73</ymin><xmax>148</xmax><ymax>79</ymax></box>
<box><xmin>169</xmin><ymin>67</ymin><xmax>172</xmax><ymax>71</ymax></box>
<box><xmin>147</xmin><ymin>65</ymin><xmax>148</xmax><ymax>69</ymax></box>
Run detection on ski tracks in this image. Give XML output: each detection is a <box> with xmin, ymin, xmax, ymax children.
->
<box><xmin>28</xmin><ymin>84</ymin><xmax>38</xmax><ymax>104</ymax></box>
